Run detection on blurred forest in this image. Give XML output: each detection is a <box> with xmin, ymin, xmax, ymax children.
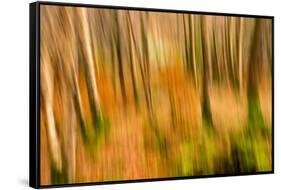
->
<box><xmin>40</xmin><ymin>5</ymin><xmax>272</xmax><ymax>185</ymax></box>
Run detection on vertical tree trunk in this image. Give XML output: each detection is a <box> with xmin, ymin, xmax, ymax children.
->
<box><xmin>189</xmin><ymin>15</ymin><xmax>198</xmax><ymax>87</ymax></box>
<box><xmin>182</xmin><ymin>14</ymin><xmax>190</xmax><ymax>73</ymax></box>
<box><xmin>126</xmin><ymin>12</ymin><xmax>139</xmax><ymax>107</ymax></box>
<box><xmin>114</xmin><ymin>11</ymin><xmax>127</xmax><ymax>104</ymax></box>
<box><xmin>200</xmin><ymin>16</ymin><xmax>213</xmax><ymax>126</ymax></box>
<box><xmin>239</xmin><ymin>18</ymin><xmax>244</xmax><ymax>93</ymax></box>
<box><xmin>247</xmin><ymin>20</ymin><xmax>262</xmax><ymax>101</ymax></box>
<box><xmin>79</xmin><ymin>8</ymin><xmax>101</xmax><ymax>114</ymax></box>
<box><xmin>140</xmin><ymin>12</ymin><xmax>153</xmax><ymax>115</ymax></box>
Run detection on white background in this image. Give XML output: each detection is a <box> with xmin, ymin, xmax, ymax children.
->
<box><xmin>0</xmin><ymin>0</ymin><xmax>279</xmax><ymax>189</ymax></box>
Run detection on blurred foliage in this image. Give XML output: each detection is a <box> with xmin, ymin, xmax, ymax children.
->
<box><xmin>40</xmin><ymin>5</ymin><xmax>272</xmax><ymax>185</ymax></box>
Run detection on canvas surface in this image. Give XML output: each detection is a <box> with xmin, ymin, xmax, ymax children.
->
<box><xmin>39</xmin><ymin>4</ymin><xmax>272</xmax><ymax>186</ymax></box>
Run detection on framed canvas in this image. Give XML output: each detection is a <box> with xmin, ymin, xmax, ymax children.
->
<box><xmin>29</xmin><ymin>1</ymin><xmax>274</xmax><ymax>188</ymax></box>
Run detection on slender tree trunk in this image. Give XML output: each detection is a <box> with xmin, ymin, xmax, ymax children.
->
<box><xmin>248</xmin><ymin>20</ymin><xmax>262</xmax><ymax>100</ymax></box>
<box><xmin>182</xmin><ymin>14</ymin><xmax>190</xmax><ymax>72</ymax></box>
<box><xmin>126</xmin><ymin>12</ymin><xmax>139</xmax><ymax>107</ymax></box>
<box><xmin>189</xmin><ymin>15</ymin><xmax>198</xmax><ymax>87</ymax></box>
<box><xmin>140</xmin><ymin>13</ymin><xmax>153</xmax><ymax>115</ymax></box>
<box><xmin>79</xmin><ymin>8</ymin><xmax>101</xmax><ymax>114</ymax></box>
<box><xmin>200</xmin><ymin>16</ymin><xmax>213</xmax><ymax>126</ymax></box>
<box><xmin>114</xmin><ymin>11</ymin><xmax>127</xmax><ymax>104</ymax></box>
<box><xmin>239</xmin><ymin>18</ymin><xmax>244</xmax><ymax>93</ymax></box>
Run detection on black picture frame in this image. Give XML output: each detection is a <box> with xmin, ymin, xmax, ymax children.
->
<box><xmin>29</xmin><ymin>1</ymin><xmax>274</xmax><ymax>188</ymax></box>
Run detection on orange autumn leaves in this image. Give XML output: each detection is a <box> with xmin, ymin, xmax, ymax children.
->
<box><xmin>40</xmin><ymin>5</ymin><xmax>272</xmax><ymax>185</ymax></box>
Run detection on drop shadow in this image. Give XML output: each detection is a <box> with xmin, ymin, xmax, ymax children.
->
<box><xmin>18</xmin><ymin>178</ymin><xmax>29</xmax><ymax>187</ymax></box>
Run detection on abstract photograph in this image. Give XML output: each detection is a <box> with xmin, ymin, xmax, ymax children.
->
<box><xmin>39</xmin><ymin>4</ymin><xmax>273</xmax><ymax>186</ymax></box>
